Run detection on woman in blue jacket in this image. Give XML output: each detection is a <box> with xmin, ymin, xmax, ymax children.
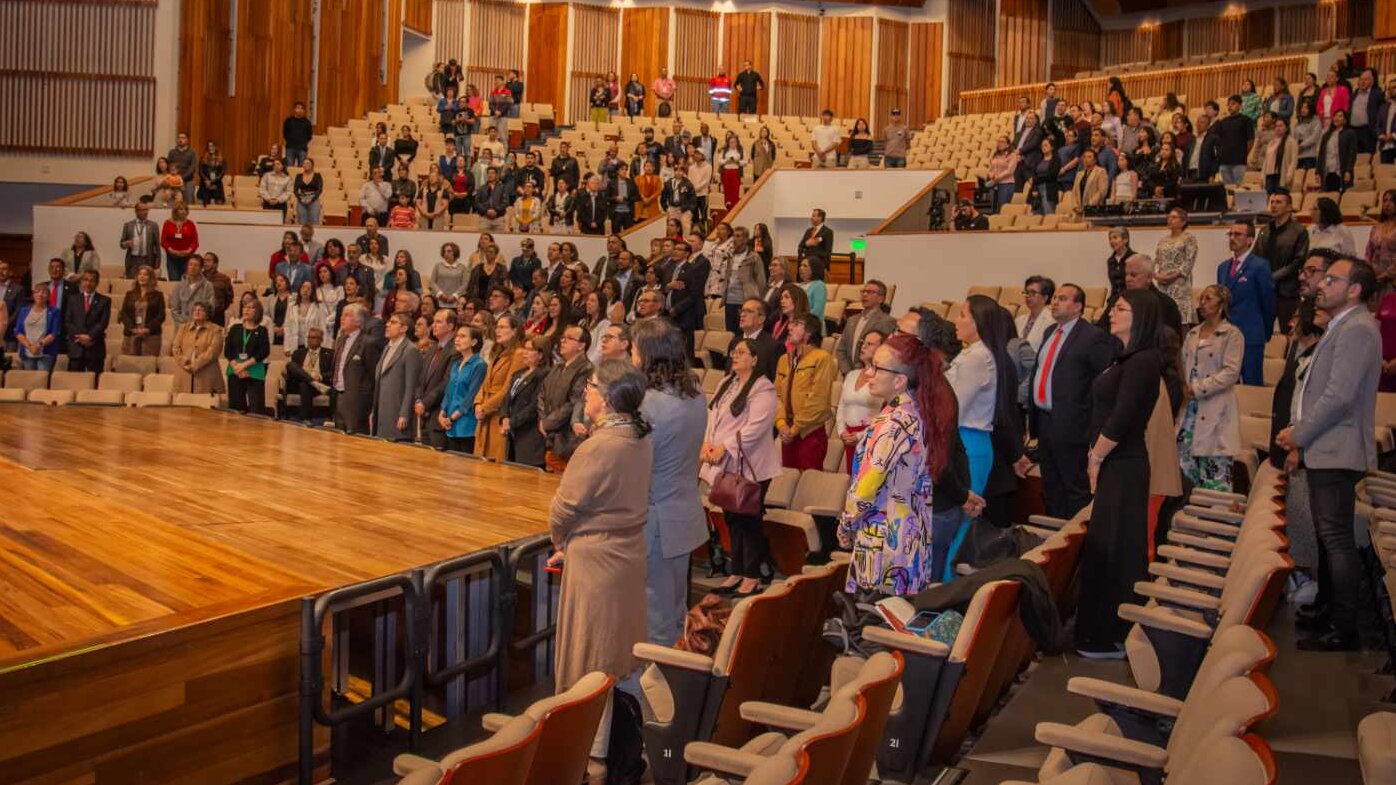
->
<box><xmin>439</xmin><ymin>324</ymin><xmax>488</xmax><ymax>453</ymax></box>
<box><xmin>16</xmin><ymin>282</ymin><xmax>64</xmax><ymax>371</ymax></box>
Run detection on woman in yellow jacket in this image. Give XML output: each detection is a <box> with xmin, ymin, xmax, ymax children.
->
<box><xmin>474</xmin><ymin>312</ymin><xmax>525</xmax><ymax>460</ymax></box>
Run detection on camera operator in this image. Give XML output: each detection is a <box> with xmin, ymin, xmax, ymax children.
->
<box><xmin>951</xmin><ymin>199</ymin><xmax>989</xmax><ymax>231</ymax></box>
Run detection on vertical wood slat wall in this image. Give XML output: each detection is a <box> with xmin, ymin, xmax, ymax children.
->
<box><xmin>468</xmin><ymin>0</ymin><xmax>526</xmax><ymax>92</ymax></box>
<box><xmin>946</xmin><ymin>0</ymin><xmax>997</xmax><ymax>107</ymax></box>
<box><xmin>818</xmin><ymin>17</ymin><xmax>873</xmax><ymax>123</ymax></box>
<box><xmin>774</xmin><ymin>13</ymin><xmax>819</xmax><ymax>118</ymax></box>
<box><xmin>1049</xmin><ymin>0</ymin><xmax>1101</xmax><ymax>81</ymax></box>
<box><xmin>1</xmin><ymin>0</ymin><xmax>157</xmax><ymax>156</ymax></box>
<box><xmin>874</xmin><ymin>19</ymin><xmax>909</xmax><ymax>133</ymax></box>
<box><xmin>618</xmin><ymin>7</ymin><xmax>668</xmax><ymax>119</ymax></box>
<box><xmin>567</xmin><ymin>3</ymin><xmax>618</xmax><ymax>122</ymax></box>
<box><xmin>435</xmin><ymin>0</ymin><xmax>468</xmax><ymax>63</ymax></box>
<box><xmin>908</xmin><ymin>22</ymin><xmax>945</xmax><ymax>127</ymax></box>
<box><xmin>404</xmin><ymin>0</ymin><xmax>432</xmax><ymax>35</ymax></box>
<box><xmin>997</xmin><ymin>0</ymin><xmax>1048</xmax><ymax>87</ymax></box>
<box><xmin>527</xmin><ymin>3</ymin><xmax>569</xmax><ymax>114</ymax></box>
<box><xmin>317</xmin><ymin>0</ymin><xmax>401</xmax><ymax>140</ymax></box>
<box><xmin>673</xmin><ymin>9</ymin><xmax>720</xmax><ymax>113</ymax></box>
<box><xmin>723</xmin><ymin>12</ymin><xmax>772</xmax><ymax>116</ymax></box>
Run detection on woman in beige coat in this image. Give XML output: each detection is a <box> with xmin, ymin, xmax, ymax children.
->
<box><xmin>473</xmin><ymin>313</ymin><xmax>524</xmax><ymax>460</ymax></box>
<box><xmin>169</xmin><ymin>302</ymin><xmax>226</xmax><ymax>394</ymax></box>
<box><xmin>1176</xmin><ymin>285</ymin><xmax>1244</xmax><ymax>491</ymax></box>
<box><xmin>549</xmin><ymin>359</ymin><xmax>652</xmax><ymax>781</ymax></box>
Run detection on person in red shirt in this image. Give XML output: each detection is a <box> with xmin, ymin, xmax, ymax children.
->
<box><xmin>159</xmin><ymin>202</ymin><xmax>200</xmax><ymax>282</ymax></box>
<box><xmin>708</xmin><ymin>67</ymin><xmax>732</xmax><ymax>114</ymax></box>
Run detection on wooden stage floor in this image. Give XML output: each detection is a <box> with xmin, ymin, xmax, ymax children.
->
<box><xmin>0</xmin><ymin>406</ymin><xmax>558</xmax><ymax>785</ymax></box>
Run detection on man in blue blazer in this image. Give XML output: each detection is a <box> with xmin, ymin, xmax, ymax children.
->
<box><xmin>1217</xmin><ymin>221</ymin><xmax>1275</xmax><ymax>385</ymax></box>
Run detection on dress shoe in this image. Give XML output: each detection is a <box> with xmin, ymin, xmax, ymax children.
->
<box><xmin>1297</xmin><ymin>629</ymin><xmax>1360</xmax><ymax>652</ymax></box>
<box><xmin>1295</xmin><ymin>611</ymin><xmax>1332</xmax><ymax>632</ymax></box>
<box><xmin>1294</xmin><ymin>603</ymin><xmax>1329</xmax><ymax>627</ymax></box>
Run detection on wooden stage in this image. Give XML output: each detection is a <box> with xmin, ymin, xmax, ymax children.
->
<box><xmin>0</xmin><ymin>406</ymin><xmax>558</xmax><ymax>785</ymax></box>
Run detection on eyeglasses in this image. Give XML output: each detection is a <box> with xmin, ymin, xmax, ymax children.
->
<box><xmin>869</xmin><ymin>363</ymin><xmax>906</xmax><ymax>377</ymax></box>
<box><xmin>1022</xmin><ymin>289</ymin><xmax>1043</xmax><ymax>297</ymax></box>
<box><xmin>1225</xmin><ymin>231</ymin><xmax>1251</xmax><ymax>238</ymax></box>
<box><xmin>1321</xmin><ymin>273</ymin><xmax>1351</xmax><ymax>286</ymax></box>
<box><xmin>586</xmin><ymin>379</ymin><xmax>599</xmax><ymax>389</ymax></box>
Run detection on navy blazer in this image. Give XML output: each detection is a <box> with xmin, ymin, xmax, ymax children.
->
<box><xmin>1217</xmin><ymin>253</ymin><xmax>1275</xmax><ymax>347</ymax></box>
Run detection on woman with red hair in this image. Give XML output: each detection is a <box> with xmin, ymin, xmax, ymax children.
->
<box><xmin>836</xmin><ymin>330</ymin><xmax>957</xmax><ymax>596</ymax></box>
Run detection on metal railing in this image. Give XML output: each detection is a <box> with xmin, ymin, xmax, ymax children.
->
<box><xmin>422</xmin><ymin>548</ymin><xmax>509</xmax><ymax>718</ymax></box>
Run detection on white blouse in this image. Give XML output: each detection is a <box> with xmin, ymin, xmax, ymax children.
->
<box><xmin>945</xmin><ymin>340</ymin><xmax>998</xmax><ymax>432</ymax></box>
<box><xmin>835</xmin><ymin>371</ymin><xmax>882</xmax><ymax>435</ymax></box>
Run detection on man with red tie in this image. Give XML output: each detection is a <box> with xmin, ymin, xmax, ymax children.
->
<box><xmin>65</xmin><ymin>269</ymin><xmax>111</xmax><ymax>374</ymax></box>
<box><xmin>1217</xmin><ymin>221</ymin><xmax>1276</xmax><ymax>386</ymax></box>
<box><xmin>1017</xmin><ymin>283</ymin><xmax>1115</xmax><ymax>518</ymax></box>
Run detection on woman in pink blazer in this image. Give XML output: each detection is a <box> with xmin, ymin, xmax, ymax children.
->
<box><xmin>700</xmin><ymin>338</ymin><xmax>782</xmax><ymax>596</ymax></box>
<box><xmin>1317</xmin><ymin>70</ymin><xmax>1351</xmax><ymax>128</ymax></box>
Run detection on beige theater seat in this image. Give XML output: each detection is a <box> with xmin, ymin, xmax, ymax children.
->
<box><xmin>1359</xmin><ymin>712</ymin><xmax>1396</xmax><ymax>785</ymax></box>
<box><xmin>75</xmin><ymin>389</ymin><xmax>128</xmax><ymax>406</ymax></box>
<box><xmin>28</xmin><ymin>389</ymin><xmax>75</xmax><ymax>406</ymax></box>
<box><xmin>1003</xmin><ymin>733</ymin><xmax>1277</xmax><ymax>785</ymax></box>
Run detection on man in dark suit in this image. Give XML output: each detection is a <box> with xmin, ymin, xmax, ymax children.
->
<box><xmin>549</xmin><ymin>141</ymin><xmax>581</xmax><ymax>193</ymax></box>
<box><xmin>574</xmin><ymin>175</ymin><xmax>609</xmax><ymax>235</ymax></box>
<box><xmin>594</xmin><ymin>234</ymin><xmax>627</xmax><ymax>280</ymax></box>
<box><xmin>1217</xmin><ymin>221</ymin><xmax>1275</xmax><ymax>385</ymax></box>
<box><xmin>1018</xmin><ymin>283</ymin><xmax>1115</xmax><ymax>518</ymax></box>
<box><xmin>0</xmin><ymin>259</ymin><xmax>26</xmax><ymax>349</ymax></box>
<box><xmin>665</xmin><ymin>237</ymin><xmax>710</xmax><ymax>360</ymax></box>
<box><xmin>797</xmin><ymin>209</ymin><xmax>834</xmax><ymax>268</ymax></box>
<box><xmin>1214</xmin><ymin>95</ymin><xmax>1254</xmax><ymax>186</ymax></box>
<box><xmin>119</xmin><ymin>201</ymin><xmax>161</xmax><ymax>278</ymax></box>
<box><xmin>1277</xmin><ymin>258</ymin><xmax>1382</xmax><ymax>651</ymax></box>
<box><xmin>1376</xmin><ymin>77</ymin><xmax>1396</xmax><ymax>164</ymax></box>
<box><xmin>1254</xmin><ymin>190</ymin><xmax>1310</xmax><ymax>330</ymax></box>
<box><xmin>1185</xmin><ymin>111</ymin><xmax>1221</xmax><ymax>182</ymax></box>
<box><xmin>1348</xmin><ymin>69</ymin><xmax>1384</xmax><ymax>155</ymax></box>
<box><xmin>331</xmin><ymin>304</ymin><xmax>385</xmax><ymax>434</ymax></box>
<box><xmin>415</xmin><ymin>308</ymin><xmax>459</xmax><ymax>448</ymax></box>
<box><xmin>538</xmin><ymin>325</ymin><xmax>593</xmax><ymax>472</ymax></box>
<box><xmin>607</xmin><ymin>162</ymin><xmax>640</xmax><ymax>232</ymax></box>
<box><xmin>727</xmin><ymin>297</ymin><xmax>781</xmax><ymax>380</ymax></box>
<box><xmin>284</xmin><ymin>327</ymin><xmax>334</xmax><ymax>421</ymax></box>
<box><xmin>1097</xmin><ymin>255</ymin><xmax>1183</xmax><ymax>340</ymax></box>
<box><xmin>833</xmin><ymin>280</ymin><xmax>897</xmax><ymax>375</ymax></box>
<box><xmin>367</xmin><ymin>131</ymin><xmax>397</xmax><ymax>174</ymax></box>
<box><xmin>65</xmin><ymin>270</ymin><xmax>110</xmax><ymax>374</ymax></box>
<box><xmin>662</xmin><ymin>118</ymin><xmax>689</xmax><ymax>161</ymax></box>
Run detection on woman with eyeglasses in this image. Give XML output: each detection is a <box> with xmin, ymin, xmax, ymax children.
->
<box><xmin>836</xmin><ymin>330</ymin><xmax>957</xmax><ymax>596</ymax></box>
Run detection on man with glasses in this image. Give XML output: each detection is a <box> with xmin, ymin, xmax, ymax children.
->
<box><xmin>598</xmin><ymin>323</ymin><xmax>632</xmax><ymax>362</ymax></box>
<box><xmin>727</xmin><ymin>297</ymin><xmax>779</xmax><ymax>379</ymax></box>
<box><xmin>1217</xmin><ymin>221</ymin><xmax>1275</xmax><ymax>385</ymax></box>
<box><xmin>538</xmin><ymin>325</ymin><xmax>594</xmax><ymax>473</ymax></box>
<box><xmin>1014</xmin><ymin>275</ymin><xmax>1055</xmax><ymax>352</ymax></box>
<box><xmin>834</xmin><ymin>279</ymin><xmax>896</xmax><ymax>375</ymax></box>
<box><xmin>1276</xmin><ymin>257</ymin><xmax>1382</xmax><ymax>651</ymax></box>
<box><xmin>1016</xmin><ymin>283</ymin><xmax>1115</xmax><ymax>518</ymax></box>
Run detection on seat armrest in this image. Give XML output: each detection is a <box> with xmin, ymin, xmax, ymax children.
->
<box><xmin>393</xmin><ymin>754</ymin><xmax>439</xmax><ymax>776</ymax></box>
<box><xmin>684</xmin><ymin>741</ymin><xmax>764</xmax><ymax>776</ymax></box>
<box><xmin>1020</xmin><ymin>525</ymin><xmax>1058</xmax><ymax>540</ymax></box>
<box><xmin>1118</xmin><ymin>603</ymin><xmax>1213</xmax><ymax>638</ymax></box>
<box><xmin>1028</xmin><ymin>514</ymin><xmax>1069</xmax><ymax>530</ymax></box>
<box><xmin>804</xmin><ymin>504</ymin><xmax>842</xmax><ymax>517</ymax></box>
<box><xmin>1034</xmin><ymin>722</ymin><xmax>1169</xmax><ymax>769</ymax></box>
<box><xmin>1190</xmin><ymin>488</ymin><xmax>1245</xmax><ymax>505</ymax></box>
<box><xmin>1378</xmin><ymin>521</ymin><xmax>1396</xmax><ymax>538</ymax></box>
<box><xmin>862</xmin><ymin>624</ymin><xmax>951</xmax><ymax>656</ymax></box>
<box><xmin>1133</xmin><ymin>581</ymin><xmax>1222</xmax><ymax>611</ymax></box>
<box><xmin>1157</xmin><ymin>544</ymin><xmax>1231</xmax><ymax>570</ymax></box>
<box><xmin>481</xmin><ymin>712</ymin><xmax>513</xmax><ymax>733</ymax></box>
<box><xmin>1148</xmin><ymin>561</ymin><xmax>1226</xmax><ymax>591</ymax></box>
<box><xmin>633</xmin><ymin>642</ymin><xmax>715</xmax><ymax>672</ymax></box>
<box><xmin>739</xmin><ymin>701</ymin><xmax>823</xmax><ymax>731</ymax></box>
<box><xmin>1182</xmin><ymin>505</ymin><xmax>1244</xmax><ymax>525</ymax></box>
<box><xmin>1167</xmin><ymin>530</ymin><xmax>1236</xmax><ymax>553</ymax></box>
<box><xmin>1066</xmin><ymin>677</ymin><xmax>1184</xmax><ymax>718</ymax></box>
<box><xmin>1173</xmin><ymin>515</ymin><xmax>1241</xmax><ymax>539</ymax></box>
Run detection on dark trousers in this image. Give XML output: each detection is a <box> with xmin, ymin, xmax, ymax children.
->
<box><xmin>611</xmin><ymin>211</ymin><xmax>633</xmax><ymax>232</ymax></box>
<box><xmin>1276</xmin><ymin>296</ymin><xmax>1300</xmax><ymax>335</ymax></box>
<box><xmin>1038</xmin><ymin>414</ymin><xmax>1092</xmax><ymax>520</ymax></box>
<box><xmin>67</xmin><ymin>350</ymin><xmax>105</xmax><ymax>375</ymax></box>
<box><xmin>446</xmin><ymin>435</ymin><xmax>475</xmax><ymax>453</ymax></box>
<box><xmin>285</xmin><ymin>372</ymin><xmax>321</xmax><ymax>420</ymax></box>
<box><xmin>227</xmin><ymin>374</ymin><xmax>265</xmax><ymax>414</ymax></box>
<box><xmin>1308</xmin><ymin>467</ymin><xmax>1364</xmax><ymax>635</ymax></box>
<box><xmin>738</xmin><ymin>95</ymin><xmax>757</xmax><ymax>115</ymax></box>
<box><xmin>1322</xmin><ymin>172</ymin><xmax>1347</xmax><ymax>194</ymax></box>
<box><xmin>166</xmin><ymin>252</ymin><xmax>188</xmax><ymax>283</ymax></box>
<box><xmin>1355</xmin><ymin>125</ymin><xmax>1377</xmax><ymax>155</ymax></box>
<box><xmin>422</xmin><ymin>419</ymin><xmax>448</xmax><ymax>448</ymax></box>
<box><xmin>1383</xmin><ymin>148</ymin><xmax>1396</xmax><ymax>165</ymax></box>
<box><xmin>125</xmin><ymin>254</ymin><xmax>157</xmax><ymax>278</ymax></box>
<box><xmin>724</xmin><ymin>302</ymin><xmax>741</xmax><ymax>334</ymax></box>
<box><xmin>724</xmin><ymin>479</ymin><xmax>771</xmax><ymax>578</ymax></box>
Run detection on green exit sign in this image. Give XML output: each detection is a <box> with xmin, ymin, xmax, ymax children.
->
<box><xmin>849</xmin><ymin>238</ymin><xmax>867</xmax><ymax>254</ymax></box>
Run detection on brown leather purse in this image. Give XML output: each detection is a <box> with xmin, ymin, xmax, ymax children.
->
<box><xmin>708</xmin><ymin>441</ymin><xmax>762</xmax><ymax>516</ymax></box>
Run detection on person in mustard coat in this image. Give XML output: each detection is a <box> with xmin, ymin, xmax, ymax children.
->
<box><xmin>169</xmin><ymin>302</ymin><xmax>226</xmax><ymax>394</ymax></box>
<box><xmin>473</xmin><ymin>312</ymin><xmax>524</xmax><ymax>460</ymax></box>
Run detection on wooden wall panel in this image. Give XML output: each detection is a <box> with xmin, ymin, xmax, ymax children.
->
<box><xmin>947</xmin><ymin>0</ymin><xmax>997</xmax><ymax>113</ymax></box>
<box><xmin>908</xmin><ymin>22</ymin><xmax>944</xmax><ymax>127</ymax></box>
<box><xmin>318</xmin><ymin>0</ymin><xmax>399</xmax><ymax>139</ymax></box>
<box><xmin>1241</xmin><ymin>8</ymin><xmax>1274</xmax><ymax>53</ymax></box>
<box><xmin>819</xmin><ymin>17</ymin><xmax>873</xmax><ymax>120</ymax></box>
<box><xmin>1103</xmin><ymin>20</ymin><xmax>1184</xmax><ymax>67</ymax></box>
<box><xmin>1279</xmin><ymin>1</ymin><xmax>1352</xmax><ymax>45</ymax></box>
<box><xmin>181</xmin><ymin>0</ymin><xmax>314</xmax><ymax>172</ymax></box>
<box><xmin>435</xmin><ymin>0</ymin><xmax>468</xmax><ymax>64</ymax></box>
<box><xmin>405</xmin><ymin>0</ymin><xmax>432</xmax><ymax>35</ymax></box>
<box><xmin>468</xmin><ymin>0</ymin><xmax>526</xmax><ymax>80</ymax></box>
<box><xmin>1050</xmin><ymin>0</ymin><xmax>1100</xmax><ymax>81</ymax></box>
<box><xmin>1185</xmin><ymin>16</ymin><xmax>1243</xmax><ymax>57</ymax></box>
<box><xmin>567</xmin><ymin>4</ymin><xmax>619</xmax><ymax>122</ymax></box>
<box><xmin>674</xmin><ymin>9</ymin><xmax>720</xmax><ymax>112</ymax></box>
<box><xmin>1369</xmin><ymin>43</ymin><xmax>1396</xmax><ymax>80</ymax></box>
<box><xmin>774</xmin><ymin>13</ymin><xmax>819</xmax><ymax>118</ymax></box>
<box><xmin>528</xmin><ymin>3</ymin><xmax>569</xmax><ymax>113</ymax></box>
<box><xmin>2</xmin><ymin>0</ymin><xmax>157</xmax><ymax>157</ymax></box>
<box><xmin>997</xmin><ymin>0</ymin><xmax>1048</xmax><ymax>87</ymax></box>
<box><xmin>874</xmin><ymin>19</ymin><xmax>909</xmax><ymax>132</ymax></box>
<box><xmin>723</xmin><ymin>12</ymin><xmax>772</xmax><ymax>115</ymax></box>
<box><xmin>621</xmin><ymin>7</ymin><xmax>669</xmax><ymax>118</ymax></box>
<box><xmin>960</xmin><ymin>54</ymin><xmax>1308</xmax><ymax>114</ymax></box>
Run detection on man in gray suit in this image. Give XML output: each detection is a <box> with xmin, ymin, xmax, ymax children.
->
<box><xmin>1277</xmin><ymin>257</ymin><xmax>1382</xmax><ymax>652</ymax></box>
<box><xmin>371</xmin><ymin>313</ymin><xmax>423</xmax><ymax>442</ymax></box>
<box><xmin>632</xmin><ymin>318</ymin><xmax>710</xmax><ymax>646</ymax></box>
<box><xmin>332</xmin><ymin>304</ymin><xmax>384</xmax><ymax>434</ymax></box>
<box><xmin>833</xmin><ymin>279</ymin><xmax>897</xmax><ymax>375</ymax></box>
<box><xmin>119</xmin><ymin>201</ymin><xmax>161</xmax><ymax>278</ymax></box>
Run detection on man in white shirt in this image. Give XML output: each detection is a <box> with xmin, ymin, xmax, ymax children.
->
<box><xmin>809</xmin><ymin>109</ymin><xmax>841</xmax><ymax>168</ymax></box>
<box><xmin>1013</xmin><ymin>275</ymin><xmax>1054</xmax><ymax>352</ymax></box>
<box><xmin>477</xmin><ymin>126</ymin><xmax>506</xmax><ymax>162</ymax></box>
<box><xmin>688</xmin><ymin>151</ymin><xmax>713</xmax><ymax>234</ymax></box>
<box><xmin>359</xmin><ymin>166</ymin><xmax>392</xmax><ymax>224</ymax></box>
